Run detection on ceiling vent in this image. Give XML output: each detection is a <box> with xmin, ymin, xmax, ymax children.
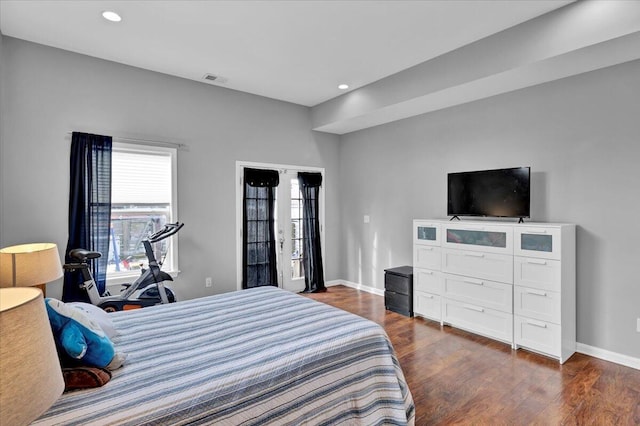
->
<box><xmin>203</xmin><ymin>73</ymin><xmax>228</xmax><ymax>84</ymax></box>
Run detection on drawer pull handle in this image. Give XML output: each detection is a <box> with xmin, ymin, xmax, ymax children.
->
<box><xmin>464</xmin><ymin>252</ymin><xmax>485</xmax><ymax>258</ymax></box>
<box><xmin>525</xmin><ymin>289</ymin><xmax>547</xmax><ymax>297</ymax></box>
<box><xmin>526</xmin><ymin>319</ymin><xmax>548</xmax><ymax>328</ymax></box>
<box><xmin>423</xmin><ymin>294</ymin><xmax>434</xmax><ymax>299</ymax></box>
<box><xmin>526</xmin><ymin>259</ymin><xmax>547</xmax><ymax>265</ymax></box>
<box><xmin>421</xmin><ymin>271</ymin><xmax>434</xmax><ymax>275</ymax></box>
<box><xmin>463</xmin><ymin>304</ymin><xmax>484</xmax><ymax>313</ymax></box>
<box><xmin>463</xmin><ymin>279</ymin><xmax>484</xmax><ymax>286</ymax></box>
<box><xmin>524</xmin><ymin>229</ymin><xmax>548</xmax><ymax>234</ymax></box>
<box><xmin>421</xmin><ymin>247</ymin><xmax>434</xmax><ymax>251</ymax></box>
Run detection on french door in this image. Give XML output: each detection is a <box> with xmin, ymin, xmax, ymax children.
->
<box><xmin>236</xmin><ymin>162</ymin><xmax>324</xmax><ymax>292</ymax></box>
<box><xmin>277</xmin><ymin>171</ymin><xmax>305</xmax><ymax>292</ymax></box>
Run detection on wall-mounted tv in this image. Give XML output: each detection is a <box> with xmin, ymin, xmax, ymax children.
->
<box><xmin>447</xmin><ymin>167</ymin><xmax>530</xmax><ymax>219</ymax></box>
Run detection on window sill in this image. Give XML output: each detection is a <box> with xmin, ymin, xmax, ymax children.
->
<box><xmin>106</xmin><ymin>270</ymin><xmax>180</xmax><ymax>290</ymax></box>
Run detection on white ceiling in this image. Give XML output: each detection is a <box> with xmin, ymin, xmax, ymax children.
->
<box><xmin>0</xmin><ymin>0</ymin><xmax>573</xmax><ymax>107</ymax></box>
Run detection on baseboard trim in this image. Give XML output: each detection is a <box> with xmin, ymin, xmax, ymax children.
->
<box><xmin>576</xmin><ymin>343</ymin><xmax>640</xmax><ymax>370</ymax></box>
<box><xmin>325</xmin><ymin>280</ymin><xmax>384</xmax><ymax>296</ymax></box>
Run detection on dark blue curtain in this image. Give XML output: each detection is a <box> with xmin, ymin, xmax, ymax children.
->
<box><xmin>243</xmin><ymin>168</ymin><xmax>279</xmax><ymax>289</ymax></box>
<box><xmin>298</xmin><ymin>172</ymin><xmax>325</xmax><ymax>293</ymax></box>
<box><xmin>62</xmin><ymin>132</ymin><xmax>112</xmax><ymax>302</ymax></box>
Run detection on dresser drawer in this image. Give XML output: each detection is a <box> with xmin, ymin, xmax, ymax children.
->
<box><xmin>514</xmin><ymin>315</ymin><xmax>560</xmax><ymax>358</ymax></box>
<box><xmin>514</xmin><ymin>256</ymin><xmax>561</xmax><ymax>292</ymax></box>
<box><xmin>442</xmin><ymin>223</ymin><xmax>513</xmax><ymax>255</ymax></box>
<box><xmin>414</xmin><ymin>221</ymin><xmax>441</xmax><ymax>246</ymax></box>
<box><xmin>385</xmin><ymin>291</ymin><xmax>412</xmax><ymax>316</ymax></box>
<box><xmin>414</xmin><ymin>268</ymin><xmax>442</xmax><ymax>295</ymax></box>
<box><xmin>514</xmin><ymin>286</ymin><xmax>561</xmax><ymax>323</ymax></box>
<box><xmin>443</xmin><ymin>273</ymin><xmax>512</xmax><ymax>313</ymax></box>
<box><xmin>414</xmin><ymin>292</ymin><xmax>441</xmax><ymax>322</ymax></box>
<box><xmin>385</xmin><ymin>272</ymin><xmax>412</xmax><ymax>295</ymax></box>
<box><xmin>514</xmin><ymin>226</ymin><xmax>561</xmax><ymax>260</ymax></box>
<box><xmin>413</xmin><ymin>246</ymin><xmax>441</xmax><ymax>270</ymax></box>
<box><xmin>443</xmin><ymin>298</ymin><xmax>513</xmax><ymax>344</ymax></box>
<box><xmin>442</xmin><ymin>248</ymin><xmax>513</xmax><ymax>284</ymax></box>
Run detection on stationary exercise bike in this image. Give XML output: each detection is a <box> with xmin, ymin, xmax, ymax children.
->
<box><xmin>64</xmin><ymin>222</ymin><xmax>184</xmax><ymax>312</ymax></box>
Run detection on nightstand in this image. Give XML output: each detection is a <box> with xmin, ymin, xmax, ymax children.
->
<box><xmin>384</xmin><ymin>266</ymin><xmax>413</xmax><ymax>317</ymax></box>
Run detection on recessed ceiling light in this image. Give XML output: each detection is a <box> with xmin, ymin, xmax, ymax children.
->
<box><xmin>338</xmin><ymin>84</ymin><xmax>349</xmax><ymax>90</ymax></box>
<box><xmin>102</xmin><ymin>11</ymin><xmax>122</xmax><ymax>22</ymax></box>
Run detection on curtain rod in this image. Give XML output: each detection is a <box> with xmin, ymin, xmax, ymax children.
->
<box><xmin>66</xmin><ymin>131</ymin><xmax>187</xmax><ymax>150</ymax></box>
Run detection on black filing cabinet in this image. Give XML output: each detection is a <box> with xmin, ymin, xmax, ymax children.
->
<box><xmin>384</xmin><ymin>266</ymin><xmax>413</xmax><ymax>317</ymax></box>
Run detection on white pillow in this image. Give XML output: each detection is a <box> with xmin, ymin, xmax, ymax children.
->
<box><xmin>67</xmin><ymin>302</ymin><xmax>120</xmax><ymax>339</ymax></box>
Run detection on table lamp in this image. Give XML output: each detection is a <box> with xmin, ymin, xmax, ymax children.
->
<box><xmin>0</xmin><ymin>287</ymin><xmax>65</xmax><ymax>424</ymax></box>
<box><xmin>0</xmin><ymin>243</ymin><xmax>64</xmax><ymax>296</ymax></box>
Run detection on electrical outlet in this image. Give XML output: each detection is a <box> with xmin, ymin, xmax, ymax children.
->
<box><xmin>637</xmin><ymin>318</ymin><xmax>640</xmax><ymax>333</ymax></box>
<box><xmin>205</xmin><ymin>277</ymin><xmax>212</xmax><ymax>288</ymax></box>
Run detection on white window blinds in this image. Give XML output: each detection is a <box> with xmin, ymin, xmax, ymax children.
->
<box><xmin>112</xmin><ymin>150</ymin><xmax>172</xmax><ymax>204</ymax></box>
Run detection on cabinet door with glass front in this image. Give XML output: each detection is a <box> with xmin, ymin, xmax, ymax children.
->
<box><xmin>413</xmin><ymin>221</ymin><xmax>441</xmax><ymax>247</ymax></box>
<box><xmin>514</xmin><ymin>226</ymin><xmax>561</xmax><ymax>260</ymax></box>
<box><xmin>442</xmin><ymin>223</ymin><xmax>513</xmax><ymax>255</ymax></box>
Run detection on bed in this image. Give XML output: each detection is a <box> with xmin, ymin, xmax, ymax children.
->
<box><xmin>35</xmin><ymin>286</ymin><xmax>415</xmax><ymax>425</ymax></box>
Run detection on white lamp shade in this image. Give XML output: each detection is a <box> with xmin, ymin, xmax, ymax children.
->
<box><xmin>0</xmin><ymin>287</ymin><xmax>64</xmax><ymax>424</ymax></box>
<box><xmin>0</xmin><ymin>243</ymin><xmax>63</xmax><ymax>287</ymax></box>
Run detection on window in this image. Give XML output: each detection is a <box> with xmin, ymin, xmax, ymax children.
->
<box><xmin>107</xmin><ymin>143</ymin><xmax>178</xmax><ymax>284</ymax></box>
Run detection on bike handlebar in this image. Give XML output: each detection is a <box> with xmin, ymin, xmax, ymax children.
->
<box><xmin>147</xmin><ymin>222</ymin><xmax>184</xmax><ymax>243</ymax></box>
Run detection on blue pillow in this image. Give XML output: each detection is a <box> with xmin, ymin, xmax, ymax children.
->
<box><xmin>45</xmin><ymin>298</ymin><xmax>125</xmax><ymax>370</ymax></box>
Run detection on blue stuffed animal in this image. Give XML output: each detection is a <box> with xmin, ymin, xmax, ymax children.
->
<box><xmin>45</xmin><ymin>298</ymin><xmax>125</xmax><ymax>370</ymax></box>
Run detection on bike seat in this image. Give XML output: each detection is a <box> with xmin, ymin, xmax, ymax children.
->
<box><xmin>69</xmin><ymin>248</ymin><xmax>102</xmax><ymax>261</ymax></box>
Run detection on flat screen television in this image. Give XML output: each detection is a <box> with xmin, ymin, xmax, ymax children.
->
<box><xmin>447</xmin><ymin>167</ymin><xmax>530</xmax><ymax>219</ymax></box>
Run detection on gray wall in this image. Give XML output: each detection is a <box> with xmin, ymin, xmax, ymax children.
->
<box><xmin>2</xmin><ymin>35</ymin><xmax>638</xmax><ymax>360</ymax></box>
<box><xmin>0</xmin><ymin>37</ymin><xmax>341</xmax><ymax>300</ymax></box>
<box><xmin>338</xmin><ymin>59</ymin><xmax>640</xmax><ymax>358</ymax></box>
<box><xmin>0</xmin><ymin>31</ymin><xmax>5</xmax><ymax>235</ymax></box>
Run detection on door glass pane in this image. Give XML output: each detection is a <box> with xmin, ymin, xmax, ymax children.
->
<box><xmin>291</xmin><ymin>179</ymin><xmax>304</xmax><ymax>279</ymax></box>
<box><xmin>291</xmin><ymin>201</ymin><xmax>300</xmax><ymax>222</ymax></box>
<box><xmin>244</xmin><ymin>180</ymin><xmax>276</xmax><ymax>289</ymax></box>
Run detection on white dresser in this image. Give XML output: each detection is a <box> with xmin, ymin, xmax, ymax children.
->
<box><xmin>413</xmin><ymin>219</ymin><xmax>576</xmax><ymax>363</ymax></box>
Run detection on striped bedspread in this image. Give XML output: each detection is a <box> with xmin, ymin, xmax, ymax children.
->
<box><xmin>35</xmin><ymin>286</ymin><xmax>415</xmax><ymax>425</ymax></box>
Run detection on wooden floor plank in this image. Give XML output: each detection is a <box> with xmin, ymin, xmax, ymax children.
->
<box><xmin>304</xmin><ymin>285</ymin><xmax>640</xmax><ymax>425</ymax></box>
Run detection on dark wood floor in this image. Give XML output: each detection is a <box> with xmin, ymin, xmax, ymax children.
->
<box><xmin>304</xmin><ymin>285</ymin><xmax>640</xmax><ymax>425</ymax></box>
